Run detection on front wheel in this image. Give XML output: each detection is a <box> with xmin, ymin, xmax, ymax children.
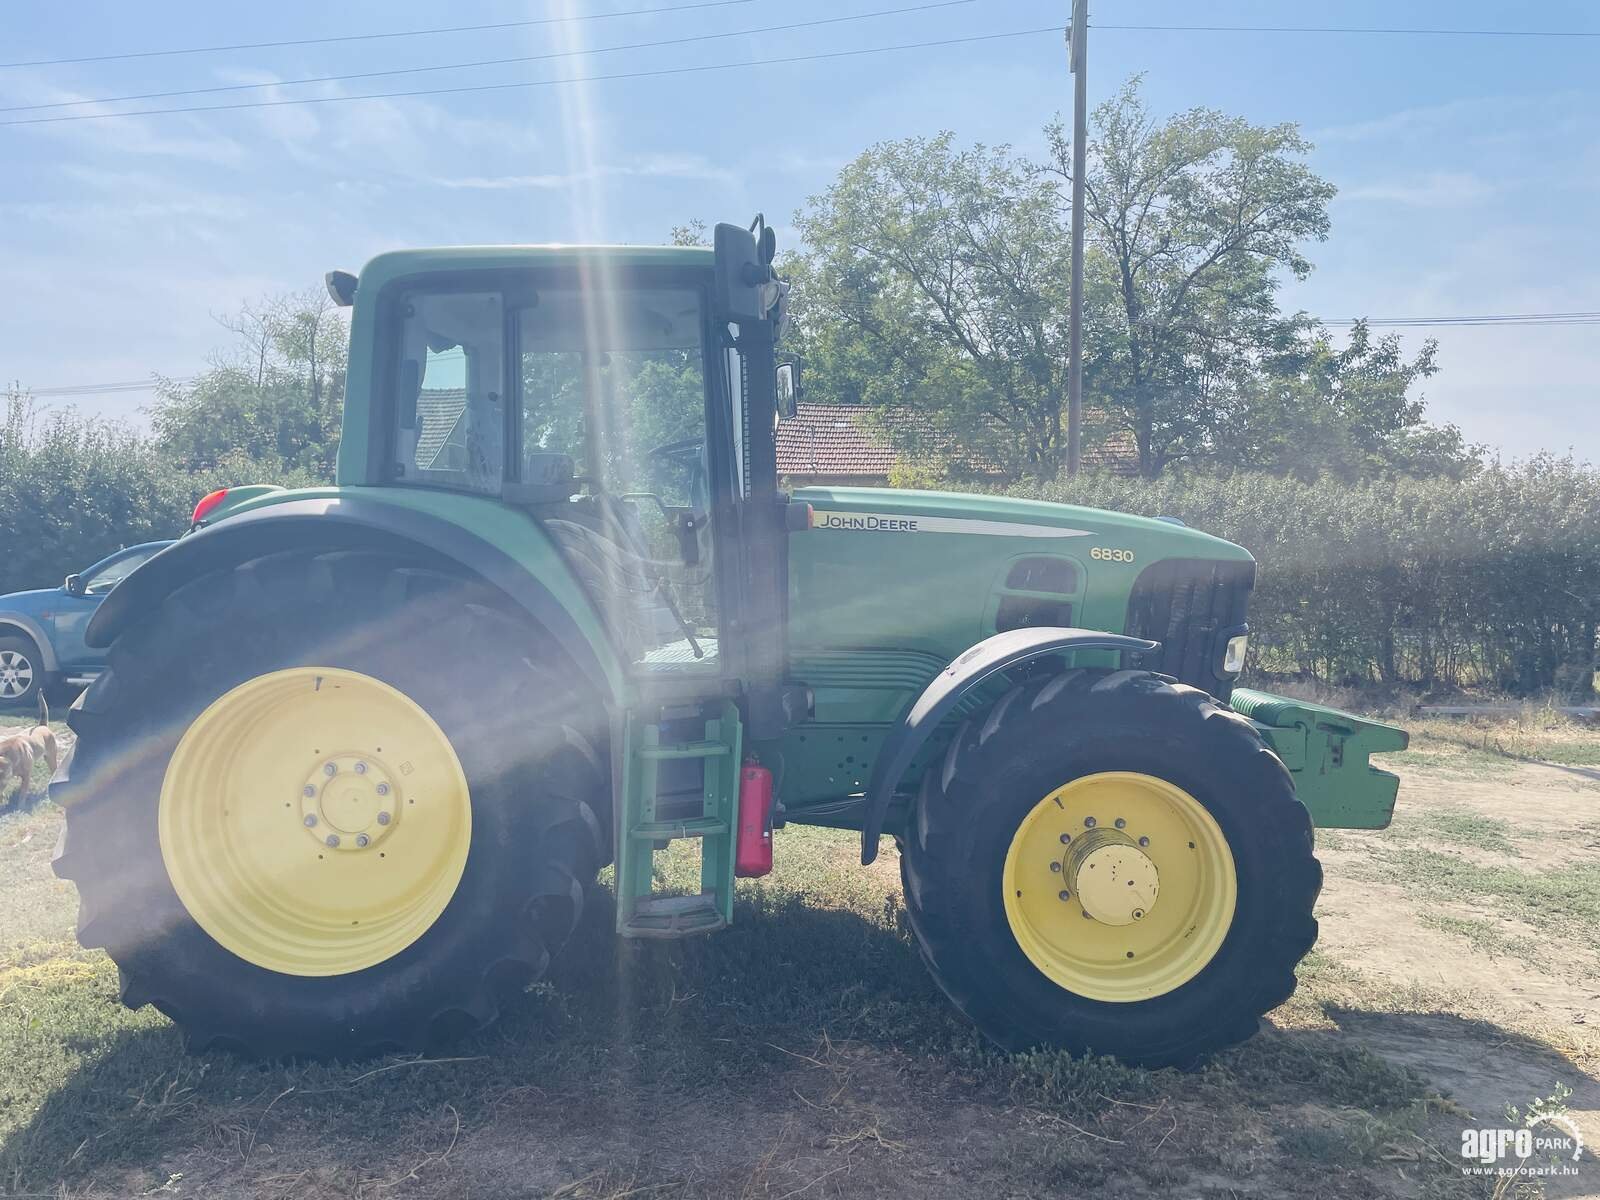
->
<box><xmin>901</xmin><ymin>668</ymin><xmax>1320</xmax><ymax>1068</ymax></box>
<box><xmin>53</xmin><ymin>550</ymin><xmax>608</xmax><ymax>1058</ymax></box>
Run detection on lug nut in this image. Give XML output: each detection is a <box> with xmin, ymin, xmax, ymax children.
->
<box><xmin>1059</xmin><ymin>832</ymin><xmax>1071</xmax><ymax>844</ymax></box>
<box><xmin>354</xmin><ymin>762</ymin><xmax>368</xmax><ymax>775</ymax></box>
<box><xmin>376</xmin><ymin>811</ymin><xmax>391</xmax><ymax>826</ymax></box>
<box><xmin>323</xmin><ymin>763</ymin><xmax>337</xmax><ymax>777</ymax></box>
<box><xmin>1082</xmin><ymin>910</ymin><xmax>1093</xmax><ymax>919</ymax></box>
<box><xmin>1138</xmin><ymin>836</ymin><xmax>1150</xmax><ymax>847</ymax></box>
<box><xmin>325</xmin><ymin>834</ymin><xmax>340</xmax><ymax>848</ymax></box>
<box><xmin>1058</xmin><ymin>890</ymin><xmax>1070</xmax><ymax>901</ymax></box>
<box><xmin>303</xmin><ymin>814</ymin><xmax>318</xmax><ymax>828</ymax></box>
<box><xmin>1049</xmin><ymin>861</ymin><xmax>1062</xmax><ymax>873</ymax></box>
<box><xmin>302</xmin><ymin>785</ymin><xmax>316</xmax><ymax>798</ymax></box>
<box><xmin>355</xmin><ymin>833</ymin><xmax>370</xmax><ymax>848</ymax></box>
<box><xmin>1114</xmin><ymin>818</ymin><xmax>1126</xmax><ymax>829</ymax></box>
<box><xmin>1084</xmin><ymin>816</ymin><xmax>1097</xmax><ymax>828</ymax></box>
<box><xmin>376</xmin><ymin>783</ymin><xmax>390</xmax><ymax>797</ymax></box>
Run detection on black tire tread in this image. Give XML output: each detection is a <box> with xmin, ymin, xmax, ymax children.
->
<box><xmin>54</xmin><ymin>549</ymin><xmax>607</xmax><ymax>1058</ymax></box>
<box><xmin>900</xmin><ymin>667</ymin><xmax>1319</xmax><ymax>1068</ymax></box>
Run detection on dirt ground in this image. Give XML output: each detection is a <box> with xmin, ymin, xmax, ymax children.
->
<box><xmin>1</xmin><ymin>714</ymin><xmax>1597</xmax><ymax>1199</ymax></box>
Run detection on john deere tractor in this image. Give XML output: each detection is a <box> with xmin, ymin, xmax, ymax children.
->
<box><xmin>52</xmin><ymin>220</ymin><xmax>1406</xmax><ymax>1066</ymax></box>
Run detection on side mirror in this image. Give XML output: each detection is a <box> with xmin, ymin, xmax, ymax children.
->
<box><xmin>713</xmin><ymin>221</ymin><xmax>772</xmax><ymax>323</ymax></box>
<box><xmin>63</xmin><ymin>574</ymin><xmax>83</xmax><ymax>596</ymax></box>
<box><xmin>775</xmin><ymin>362</ymin><xmax>800</xmax><ymax>420</ymax></box>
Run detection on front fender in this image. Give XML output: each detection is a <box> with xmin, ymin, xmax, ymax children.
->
<box><xmin>88</xmin><ymin>493</ymin><xmax>621</xmax><ymax>698</ymax></box>
<box><xmin>859</xmin><ymin>627</ymin><xmax>1157</xmax><ymax>864</ymax></box>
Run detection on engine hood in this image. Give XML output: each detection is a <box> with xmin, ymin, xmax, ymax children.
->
<box><xmin>792</xmin><ymin>485</ymin><xmax>1253</xmax><ymax>563</ymax></box>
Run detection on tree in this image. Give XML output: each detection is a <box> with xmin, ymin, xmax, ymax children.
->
<box><xmin>152</xmin><ymin>290</ymin><xmax>348</xmax><ymax>480</ymax></box>
<box><xmin>1046</xmin><ymin>77</ymin><xmax>1336</xmax><ymax>476</ymax></box>
<box><xmin>788</xmin><ymin>134</ymin><xmax>1081</xmax><ymax>479</ymax></box>
<box><xmin>1219</xmin><ymin>321</ymin><xmax>1477</xmax><ymax>481</ymax></box>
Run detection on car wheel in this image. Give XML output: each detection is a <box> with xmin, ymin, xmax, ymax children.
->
<box><xmin>0</xmin><ymin>636</ymin><xmax>47</xmax><ymax>709</ymax></box>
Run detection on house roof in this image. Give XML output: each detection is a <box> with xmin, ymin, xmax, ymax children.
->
<box><xmin>415</xmin><ymin>388</ymin><xmax>467</xmax><ymax>469</ymax></box>
<box><xmin>776</xmin><ymin>402</ymin><xmax>1139</xmax><ymax>479</ymax></box>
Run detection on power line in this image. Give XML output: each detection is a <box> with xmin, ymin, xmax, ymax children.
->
<box><xmin>1323</xmin><ymin>313</ymin><xmax>1600</xmax><ymax>327</ymax></box>
<box><xmin>0</xmin><ymin>1</ymin><xmax>975</xmax><ymax>115</ymax></box>
<box><xmin>27</xmin><ymin>379</ymin><xmax>184</xmax><ymax>397</ymax></box>
<box><xmin>0</xmin><ymin>25</ymin><xmax>1066</xmax><ymax>127</ymax></box>
<box><xmin>0</xmin><ymin>0</ymin><xmax>765</xmax><ymax>70</ymax></box>
<box><xmin>1096</xmin><ymin>23</ymin><xmax>1600</xmax><ymax>39</ymax></box>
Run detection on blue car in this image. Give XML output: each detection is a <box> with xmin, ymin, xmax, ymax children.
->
<box><xmin>0</xmin><ymin>541</ymin><xmax>174</xmax><ymax>707</ymax></box>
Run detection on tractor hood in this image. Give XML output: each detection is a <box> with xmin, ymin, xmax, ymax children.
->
<box><xmin>792</xmin><ymin>486</ymin><xmax>1252</xmax><ymax>563</ymax></box>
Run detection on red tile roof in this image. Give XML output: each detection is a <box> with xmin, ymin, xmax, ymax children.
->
<box><xmin>776</xmin><ymin>402</ymin><xmax>1138</xmax><ymax>481</ymax></box>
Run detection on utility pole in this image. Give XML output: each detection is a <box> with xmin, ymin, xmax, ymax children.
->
<box><xmin>1064</xmin><ymin>0</ymin><xmax>1087</xmax><ymax>476</ymax></box>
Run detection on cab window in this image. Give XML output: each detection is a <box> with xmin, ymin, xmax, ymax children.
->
<box><xmin>393</xmin><ymin>291</ymin><xmax>504</xmax><ymax>493</ymax></box>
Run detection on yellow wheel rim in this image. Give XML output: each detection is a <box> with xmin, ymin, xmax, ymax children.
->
<box><xmin>159</xmin><ymin>667</ymin><xmax>471</xmax><ymax>976</ymax></box>
<box><xmin>1002</xmin><ymin>772</ymin><xmax>1236</xmax><ymax>1003</ymax></box>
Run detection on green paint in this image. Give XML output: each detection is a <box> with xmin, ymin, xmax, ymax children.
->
<box><xmin>215</xmin><ymin>244</ymin><xmax>1403</xmax><ymax>917</ymax></box>
<box><xmin>215</xmin><ymin>483</ymin><xmax>623</xmax><ymax>695</ymax></box>
<box><xmin>1230</xmin><ymin>689</ymin><xmax>1409</xmax><ymax>829</ymax></box>
<box><xmin>616</xmin><ymin>700</ymin><xmax>742</xmax><ymax>935</ymax></box>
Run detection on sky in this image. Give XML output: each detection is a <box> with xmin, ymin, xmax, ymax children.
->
<box><xmin>2</xmin><ymin>0</ymin><xmax>1596</xmax><ymax>461</ymax></box>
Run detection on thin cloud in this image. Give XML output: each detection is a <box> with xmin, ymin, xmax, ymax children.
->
<box><xmin>1340</xmin><ymin>171</ymin><xmax>1498</xmax><ymax>207</ymax></box>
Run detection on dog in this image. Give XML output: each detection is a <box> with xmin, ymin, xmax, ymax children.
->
<box><xmin>0</xmin><ymin>725</ymin><xmax>35</xmax><ymax>808</ymax></box>
<box><xmin>1</xmin><ymin>693</ymin><xmax>57</xmax><ymax>809</ymax></box>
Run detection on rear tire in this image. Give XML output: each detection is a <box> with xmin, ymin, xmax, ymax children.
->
<box><xmin>52</xmin><ymin>550</ymin><xmax>609</xmax><ymax>1058</ymax></box>
<box><xmin>901</xmin><ymin>668</ymin><xmax>1319</xmax><ymax>1068</ymax></box>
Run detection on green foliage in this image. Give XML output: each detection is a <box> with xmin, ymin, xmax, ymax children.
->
<box><xmin>789</xmin><ymin>78</ymin><xmax>1467</xmax><ymax>482</ymax></box>
<box><xmin>1013</xmin><ymin>456</ymin><xmax>1600</xmax><ymax>693</ymax></box>
<box><xmin>0</xmin><ymin>389</ymin><xmax>318</xmax><ymax>597</ymax></box>
<box><xmin>150</xmin><ymin>290</ymin><xmax>347</xmax><ymax>480</ymax></box>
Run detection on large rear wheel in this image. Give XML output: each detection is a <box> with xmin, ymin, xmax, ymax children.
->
<box><xmin>901</xmin><ymin>668</ymin><xmax>1319</xmax><ymax>1067</ymax></box>
<box><xmin>53</xmin><ymin>550</ymin><xmax>608</xmax><ymax>1058</ymax></box>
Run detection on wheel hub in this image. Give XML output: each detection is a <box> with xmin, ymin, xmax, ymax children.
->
<box><xmin>158</xmin><ymin>666</ymin><xmax>471</xmax><ymax>977</ymax></box>
<box><xmin>0</xmin><ymin>651</ymin><xmax>32</xmax><ymax>697</ymax></box>
<box><xmin>1001</xmin><ymin>771</ymin><xmax>1237</xmax><ymax>1003</ymax></box>
<box><xmin>1064</xmin><ymin>828</ymin><xmax>1159</xmax><ymax>926</ymax></box>
<box><xmin>300</xmin><ymin>755</ymin><xmax>401</xmax><ymax>850</ymax></box>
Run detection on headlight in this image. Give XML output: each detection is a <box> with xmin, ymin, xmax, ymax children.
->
<box><xmin>1222</xmin><ymin>633</ymin><xmax>1249</xmax><ymax>675</ymax></box>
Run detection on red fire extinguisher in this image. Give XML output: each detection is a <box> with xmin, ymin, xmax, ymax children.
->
<box><xmin>736</xmin><ymin>762</ymin><xmax>775</xmax><ymax>878</ymax></box>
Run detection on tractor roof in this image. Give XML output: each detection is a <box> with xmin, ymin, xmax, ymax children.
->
<box><xmin>357</xmin><ymin>245</ymin><xmax>712</xmax><ymax>293</ymax></box>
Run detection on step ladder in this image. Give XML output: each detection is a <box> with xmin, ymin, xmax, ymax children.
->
<box><xmin>616</xmin><ymin>699</ymin><xmax>742</xmax><ymax>938</ymax></box>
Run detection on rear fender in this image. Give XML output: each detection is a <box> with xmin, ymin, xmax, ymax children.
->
<box><xmin>87</xmin><ymin>494</ymin><xmax>621</xmax><ymax>698</ymax></box>
<box><xmin>858</xmin><ymin>627</ymin><xmax>1157</xmax><ymax>864</ymax></box>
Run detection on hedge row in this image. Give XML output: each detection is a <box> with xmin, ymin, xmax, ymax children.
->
<box><xmin>1013</xmin><ymin>457</ymin><xmax>1600</xmax><ymax>695</ymax></box>
<box><xmin>0</xmin><ymin>398</ymin><xmax>311</xmax><ymax>600</ymax></box>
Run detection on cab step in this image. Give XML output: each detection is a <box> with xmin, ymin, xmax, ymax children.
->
<box><xmin>616</xmin><ymin>700</ymin><xmax>742</xmax><ymax>939</ymax></box>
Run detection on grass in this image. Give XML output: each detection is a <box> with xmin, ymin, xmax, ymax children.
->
<box><xmin>0</xmin><ymin>808</ymin><xmax>1520</xmax><ymax>1198</ymax></box>
<box><xmin>1406</xmin><ymin>708</ymin><xmax>1600</xmax><ymax>770</ymax></box>
<box><xmin>1386</xmin><ymin>847</ymin><xmax>1600</xmax><ymax>940</ymax></box>
<box><xmin>1417</xmin><ymin>913</ymin><xmax>1544</xmax><ymax>965</ymax></box>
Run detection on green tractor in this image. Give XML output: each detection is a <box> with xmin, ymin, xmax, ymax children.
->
<box><xmin>52</xmin><ymin>221</ymin><xmax>1406</xmax><ymax>1066</ymax></box>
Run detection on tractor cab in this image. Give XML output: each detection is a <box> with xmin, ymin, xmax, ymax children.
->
<box><xmin>344</xmin><ymin>222</ymin><xmax>797</xmax><ymax>720</ymax></box>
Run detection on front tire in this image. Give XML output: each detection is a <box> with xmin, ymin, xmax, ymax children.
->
<box><xmin>901</xmin><ymin>668</ymin><xmax>1319</xmax><ymax>1068</ymax></box>
<box><xmin>53</xmin><ymin>550</ymin><xmax>608</xmax><ymax>1058</ymax></box>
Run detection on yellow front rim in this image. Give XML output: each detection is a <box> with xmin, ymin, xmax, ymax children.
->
<box><xmin>1002</xmin><ymin>772</ymin><xmax>1237</xmax><ymax>1003</ymax></box>
<box><xmin>159</xmin><ymin>667</ymin><xmax>471</xmax><ymax>976</ymax></box>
